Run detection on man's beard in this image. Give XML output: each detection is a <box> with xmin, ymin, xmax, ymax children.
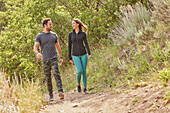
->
<box><xmin>47</xmin><ymin>27</ymin><xmax>52</xmax><ymax>31</ymax></box>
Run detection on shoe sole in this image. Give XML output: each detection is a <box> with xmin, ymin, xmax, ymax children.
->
<box><xmin>49</xmin><ymin>99</ymin><xmax>54</xmax><ymax>101</ymax></box>
<box><xmin>77</xmin><ymin>86</ymin><xmax>81</xmax><ymax>93</ymax></box>
<box><xmin>59</xmin><ymin>93</ymin><xmax>64</xmax><ymax>100</ymax></box>
<box><xmin>84</xmin><ymin>92</ymin><xmax>89</xmax><ymax>94</ymax></box>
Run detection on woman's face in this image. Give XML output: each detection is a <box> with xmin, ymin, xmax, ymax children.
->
<box><xmin>72</xmin><ymin>21</ymin><xmax>79</xmax><ymax>29</ymax></box>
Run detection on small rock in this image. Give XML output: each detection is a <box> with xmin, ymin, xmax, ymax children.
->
<box><xmin>156</xmin><ymin>96</ymin><xmax>163</xmax><ymax>99</ymax></box>
<box><xmin>125</xmin><ymin>102</ymin><xmax>128</xmax><ymax>106</ymax></box>
<box><xmin>73</xmin><ymin>104</ymin><xmax>78</xmax><ymax>108</ymax></box>
<box><xmin>98</xmin><ymin>93</ymin><xmax>103</xmax><ymax>96</ymax></box>
<box><xmin>145</xmin><ymin>89</ymin><xmax>148</xmax><ymax>92</ymax></box>
<box><xmin>155</xmin><ymin>99</ymin><xmax>158</xmax><ymax>102</ymax></box>
<box><xmin>98</xmin><ymin>110</ymin><xmax>103</xmax><ymax>113</ymax></box>
<box><xmin>59</xmin><ymin>110</ymin><xmax>64</xmax><ymax>112</ymax></box>
<box><xmin>143</xmin><ymin>99</ymin><xmax>148</xmax><ymax>103</ymax></box>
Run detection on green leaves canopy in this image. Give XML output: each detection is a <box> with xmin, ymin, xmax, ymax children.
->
<box><xmin>0</xmin><ymin>0</ymin><xmax>142</xmax><ymax>78</ymax></box>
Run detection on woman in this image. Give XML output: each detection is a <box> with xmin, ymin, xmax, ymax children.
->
<box><xmin>68</xmin><ymin>19</ymin><xmax>91</xmax><ymax>94</ymax></box>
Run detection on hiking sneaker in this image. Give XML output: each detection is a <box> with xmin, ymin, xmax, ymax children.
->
<box><xmin>77</xmin><ymin>85</ymin><xmax>81</xmax><ymax>93</ymax></box>
<box><xmin>84</xmin><ymin>88</ymin><xmax>89</xmax><ymax>94</ymax></box>
<box><xmin>49</xmin><ymin>95</ymin><xmax>54</xmax><ymax>101</ymax></box>
<box><xmin>59</xmin><ymin>92</ymin><xmax>64</xmax><ymax>100</ymax></box>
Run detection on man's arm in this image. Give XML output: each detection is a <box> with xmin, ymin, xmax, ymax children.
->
<box><xmin>56</xmin><ymin>42</ymin><xmax>63</xmax><ymax>65</ymax></box>
<box><xmin>55</xmin><ymin>42</ymin><xmax>62</xmax><ymax>58</ymax></box>
<box><xmin>34</xmin><ymin>42</ymin><xmax>40</xmax><ymax>54</ymax></box>
<box><xmin>34</xmin><ymin>42</ymin><xmax>42</xmax><ymax>59</ymax></box>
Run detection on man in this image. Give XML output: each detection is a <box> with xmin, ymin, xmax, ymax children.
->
<box><xmin>34</xmin><ymin>18</ymin><xmax>64</xmax><ymax>101</ymax></box>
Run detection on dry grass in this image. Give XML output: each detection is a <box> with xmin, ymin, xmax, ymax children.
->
<box><xmin>0</xmin><ymin>72</ymin><xmax>46</xmax><ymax>113</ymax></box>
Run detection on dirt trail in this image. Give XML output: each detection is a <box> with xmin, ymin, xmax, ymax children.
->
<box><xmin>40</xmin><ymin>84</ymin><xmax>170</xmax><ymax>113</ymax></box>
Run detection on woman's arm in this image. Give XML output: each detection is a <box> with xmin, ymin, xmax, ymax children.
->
<box><xmin>68</xmin><ymin>33</ymin><xmax>73</xmax><ymax>63</ymax></box>
<box><xmin>84</xmin><ymin>33</ymin><xmax>91</xmax><ymax>56</ymax></box>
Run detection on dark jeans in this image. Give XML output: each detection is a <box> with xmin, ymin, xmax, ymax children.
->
<box><xmin>42</xmin><ymin>58</ymin><xmax>63</xmax><ymax>95</ymax></box>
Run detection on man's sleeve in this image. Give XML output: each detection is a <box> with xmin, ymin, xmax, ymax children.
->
<box><xmin>54</xmin><ymin>33</ymin><xmax>58</xmax><ymax>43</ymax></box>
<box><xmin>35</xmin><ymin>34</ymin><xmax>40</xmax><ymax>43</ymax></box>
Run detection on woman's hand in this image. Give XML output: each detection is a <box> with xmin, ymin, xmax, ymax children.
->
<box><xmin>37</xmin><ymin>53</ymin><xmax>43</xmax><ymax>59</ymax></box>
<box><xmin>89</xmin><ymin>54</ymin><xmax>92</xmax><ymax>59</ymax></box>
<box><xmin>69</xmin><ymin>60</ymin><xmax>74</xmax><ymax>64</ymax></box>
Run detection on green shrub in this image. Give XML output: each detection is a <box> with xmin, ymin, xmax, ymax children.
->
<box><xmin>110</xmin><ymin>3</ymin><xmax>152</xmax><ymax>46</ymax></box>
<box><xmin>159</xmin><ymin>68</ymin><xmax>170</xmax><ymax>82</ymax></box>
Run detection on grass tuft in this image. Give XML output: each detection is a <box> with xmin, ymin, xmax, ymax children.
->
<box><xmin>0</xmin><ymin>73</ymin><xmax>47</xmax><ymax>113</ymax></box>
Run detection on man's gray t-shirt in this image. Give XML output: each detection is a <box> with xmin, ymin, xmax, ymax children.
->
<box><xmin>35</xmin><ymin>32</ymin><xmax>58</xmax><ymax>60</ymax></box>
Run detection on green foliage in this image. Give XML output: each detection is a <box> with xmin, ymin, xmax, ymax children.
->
<box><xmin>56</xmin><ymin>0</ymin><xmax>122</xmax><ymax>43</ymax></box>
<box><xmin>80</xmin><ymin>0</ymin><xmax>169</xmax><ymax>91</ymax></box>
<box><xmin>0</xmin><ymin>0</ymin><xmax>169</xmax><ymax>112</ymax></box>
<box><xmin>0</xmin><ymin>0</ymin><xmax>169</xmax><ymax>95</ymax></box>
<box><xmin>0</xmin><ymin>0</ymin><xmax>7</xmax><ymax>31</ymax></box>
<box><xmin>0</xmin><ymin>0</ymin><xmax>144</xmax><ymax>79</ymax></box>
<box><xmin>163</xmin><ymin>87</ymin><xmax>170</xmax><ymax>103</ymax></box>
<box><xmin>132</xmin><ymin>97</ymin><xmax>141</xmax><ymax>103</ymax></box>
<box><xmin>110</xmin><ymin>3</ymin><xmax>152</xmax><ymax>46</ymax></box>
<box><xmin>159</xmin><ymin>68</ymin><xmax>170</xmax><ymax>82</ymax></box>
<box><xmin>86</xmin><ymin>42</ymin><xmax>119</xmax><ymax>89</ymax></box>
<box><xmin>0</xmin><ymin>0</ymin><xmax>69</xmax><ymax>79</ymax></box>
<box><xmin>152</xmin><ymin>0</ymin><xmax>170</xmax><ymax>25</ymax></box>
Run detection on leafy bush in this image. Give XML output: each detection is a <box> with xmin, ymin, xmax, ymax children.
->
<box><xmin>0</xmin><ymin>0</ymin><xmax>69</xmax><ymax>79</ymax></box>
<box><xmin>0</xmin><ymin>0</ymin><xmax>138</xmax><ymax>79</ymax></box>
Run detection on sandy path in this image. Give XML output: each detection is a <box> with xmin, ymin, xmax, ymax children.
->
<box><xmin>40</xmin><ymin>85</ymin><xmax>170</xmax><ymax>113</ymax></box>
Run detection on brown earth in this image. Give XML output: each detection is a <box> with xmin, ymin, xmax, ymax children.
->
<box><xmin>40</xmin><ymin>84</ymin><xmax>170</xmax><ymax>113</ymax></box>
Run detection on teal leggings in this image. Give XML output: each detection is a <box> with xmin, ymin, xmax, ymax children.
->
<box><xmin>73</xmin><ymin>54</ymin><xmax>88</xmax><ymax>87</ymax></box>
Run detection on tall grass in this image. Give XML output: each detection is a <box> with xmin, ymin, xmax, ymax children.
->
<box><xmin>0</xmin><ymin>72</ymin><xmax>46</xmax><ymax>113</ymax></box>
<box><xmin>56</xmin><ymin>65</ymin><xmax>77</xmax><ymax>92</ymax></box>
<box><xmin>86</xmin><ymin>0</ymin><xmax>169</xmax><ymax>92</ymax></box>
<box><xmin>107</xmin><ymin>0</ymin><xmax>169</xmax><ymax>91</ymax></box>
<box><xmin>110</xmin><ymin>3</ymin><xmax>152</xmax><ymax>46</ymax></box>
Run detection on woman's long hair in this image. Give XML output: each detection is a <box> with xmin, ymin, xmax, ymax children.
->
<box><xmin>73</xmin><ymin>19</ymin><xmax>88</xmax><ymax>34</ymax></box>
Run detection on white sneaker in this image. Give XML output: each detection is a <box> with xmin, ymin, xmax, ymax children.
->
<box><xmin>49</xmin><ymin>95</ymin><xmax>54</xmax><ymax>101</ymax></box>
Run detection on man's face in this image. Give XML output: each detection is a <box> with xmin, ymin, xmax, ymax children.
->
<box><xmin>46</xmin><ymin>21</ymin><xmax>53</xmax><ymax>31</ymax></box>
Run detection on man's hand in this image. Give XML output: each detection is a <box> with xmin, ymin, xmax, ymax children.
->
<box><xmin>37</xmin><ymin>53</ymin><xmax>43</xmax><ymax>59</ymax></box>
<box><xmin>69</xmin><ymin>60</ymin><xmax>74</xmax><ymax>64</ymax></box>
<box><xmin>34</xmin><ymin>42</ymin><xmax>42</xmax><ymax>59</ymax></box>
<box><xmin>60</xmin><ymin>58</ymin><xmax>63</xmax><ymax>65</ymax></box>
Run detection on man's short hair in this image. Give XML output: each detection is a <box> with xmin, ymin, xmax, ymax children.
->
<box><xmin>42</xmin><ymin>18</ymin><xmax>51</xmax><ymax>27</ymax></box>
